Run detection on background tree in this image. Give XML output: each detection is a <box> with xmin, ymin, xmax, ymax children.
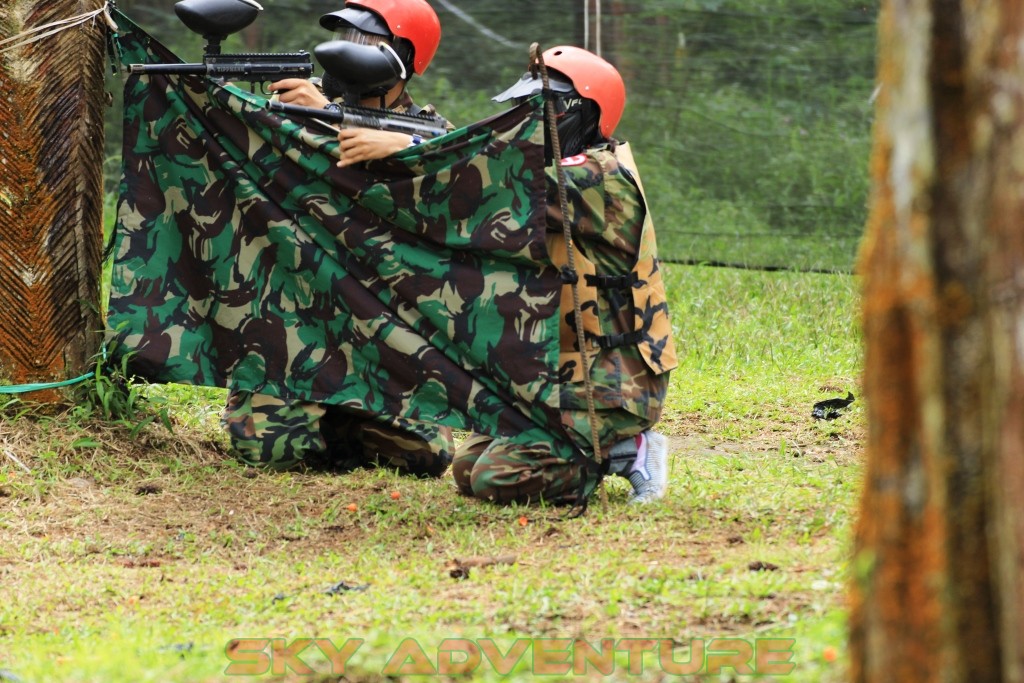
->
<box><xmin>0</xmin><ymin>0</ymin><xmax>107</xmax><ymax>400</ymax></box>
<box><xmin>852</xmin><ymin>0</ymin><xmax>1024</xmax><ymax>680</ymax></box>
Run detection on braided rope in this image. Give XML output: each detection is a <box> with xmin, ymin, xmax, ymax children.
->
<box><xmin>530</xmin><ymin>43</ymin><xmax>606</xmax><ymax>505</ymax></box>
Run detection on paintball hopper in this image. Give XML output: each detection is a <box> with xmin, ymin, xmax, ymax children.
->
<box><xmin>174</xmin><ymin>0</ymin><xmax>263</xmax><ymax>51</ymax></box>
<box><xmin>314</xmin><ymin>39</ymin><xmax>405</xmax><ymax>101</ymax></box>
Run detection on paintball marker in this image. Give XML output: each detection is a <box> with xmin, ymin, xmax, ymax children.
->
<box><xmin>268</xmin><ymin>100</ymin><xmax>448</xmax><ymax>139</ymax></box>
<box><xmin>127</xmin><ymin>0</ymin><xmax>313</xmax><ymax>93</ymax></box>
<box><xmin>267</xmin><ymin>39</ymin><xmax>448</xmax><ymax>138</ymax></box>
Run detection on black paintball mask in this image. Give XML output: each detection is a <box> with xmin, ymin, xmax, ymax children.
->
<box><xmin>317</xmin><ymin>7</ymin><xmax>414</xmax><ymax>104</ymax></box>
<box><xmin>492</xmin><ymin>70</ymin><xmax>602</xmax><ymax>163</ymax></box>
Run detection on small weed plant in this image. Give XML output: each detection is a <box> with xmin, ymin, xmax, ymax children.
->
<box><xmin>73</xmin><ymin>345</ymin><xmax>173</xmax><ymax>438</ymax></box>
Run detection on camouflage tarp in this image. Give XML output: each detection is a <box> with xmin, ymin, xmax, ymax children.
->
<box><xmin>106</xmin><ymin>12</ymin><xmax>578</xmax><ymax>455</ymax></box>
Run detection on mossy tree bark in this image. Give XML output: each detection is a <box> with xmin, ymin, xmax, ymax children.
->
<box><xmin>0</xmin><ymin>0</ymin><xmax>107</xmax><ymax>401</ymax></box>
<box><xmin>852</xmin><ymin>1</ymin><xmax>1024</xmax><ymax>681</ymax></box>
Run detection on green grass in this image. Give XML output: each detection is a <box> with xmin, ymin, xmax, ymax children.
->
<box><xmin>0</xmin><ymin>263</ymin><xmax>862</xmax><ymax>682</ymax></box>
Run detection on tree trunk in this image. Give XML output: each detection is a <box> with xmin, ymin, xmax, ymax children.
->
<box><xmin>852</xmin><ymin>0</ymin><xmax>1024</xmax><ymax>681</ymax></box>
<box><xmin>0</xmin><ymin>0</ymin><xmax>106</xmax><ymax>401</ymax></box>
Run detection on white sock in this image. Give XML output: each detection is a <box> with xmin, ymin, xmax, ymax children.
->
<box><xmin>630</xmin><ymin>433</ymin><xmax>649</xmax><ymax>480</ymax></box>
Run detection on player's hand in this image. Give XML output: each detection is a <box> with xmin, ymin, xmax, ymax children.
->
<box><xmin>270</xmin><ymin>79</ymin><xmax>330</xmax><ymax>108</ymax></box>
<box><xmin>337</xmin><ymin>128</ymin><xmax>415</xmax><ymax>167</ymax></box>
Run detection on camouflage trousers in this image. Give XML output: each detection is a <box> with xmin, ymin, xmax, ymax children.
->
<box><xmin>223</xmin><ymin>390</ymin><xmax>453</xmax><ymax>477</ymax></box>
<box><xmin>452</xmin><ymin>406</ymin><xmax>653</xmax><ymax>506</ymax></box>
<box><xmin>451</xmin><ymin>433</ymin><xmax>596</xmax><ymax>506</ymax></box>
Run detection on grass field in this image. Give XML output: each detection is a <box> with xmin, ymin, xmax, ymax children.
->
<box><xmin>0</xmin><ymin>263</ymin><xmax>864</xmax><ymax>682</ymax></box>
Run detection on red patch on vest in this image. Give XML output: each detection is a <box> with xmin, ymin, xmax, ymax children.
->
<box><xmin>560</xmin><ymin>154</ymin><xmax>588</xmax><ymax>166</ymax></box>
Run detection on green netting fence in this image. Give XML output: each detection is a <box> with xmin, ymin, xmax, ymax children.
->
<box><xmin>104</xmin><ymin>0</ymin><xmax>878</xmax><ymax>273</ymax></box>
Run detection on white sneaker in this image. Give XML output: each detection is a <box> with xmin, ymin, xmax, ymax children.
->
<box><xmin>627</xmin><ymin>431</ymin><xmax>669</xmax><ymax>504</ymax></box>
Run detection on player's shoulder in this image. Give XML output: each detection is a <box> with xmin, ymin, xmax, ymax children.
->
<box><xmin>559</xmin><ymin>145</ymin><xmax>619</xmax><ymax>175</ymax></box>
<box><xmin>558</xmin><ymin>154</ymin><xmax>590</xmax><ymax>167</ymax></box>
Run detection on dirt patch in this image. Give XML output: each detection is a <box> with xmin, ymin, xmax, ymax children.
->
<box><xmin>0</xmin><ymin>409</ymin><xmax>862</xmax><ymax>562</ymax></box>
<box><xmin>0</xmin><ymin>404</ymin><xmax>860</xmax><ymax>675</ymax></box>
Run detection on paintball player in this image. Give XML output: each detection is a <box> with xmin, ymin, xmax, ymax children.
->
<box><xmin>222</xmin><ymin>0</ymin><xmax>454</xmax><ymax>477</ymax></box>
<box><xmin>268</xmin><ymin>0</ymin><xmax>448</xmax><ymax>167</ymax></box>
<box><xmin>451</xmin><ymin>46</ymin><xmax>678</xmax><ymax>506</ymax></box>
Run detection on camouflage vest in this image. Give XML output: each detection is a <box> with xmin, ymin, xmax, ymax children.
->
<box><xmin>546</xmin><ymin>144</ymin><xmax>677</xmax><ymax>423</ymax></box>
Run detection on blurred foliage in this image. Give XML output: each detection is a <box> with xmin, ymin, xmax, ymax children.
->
<box><xmin>103</xmin><ymin>0</ymin><xmax>878</xmax><ymax>272</ymax></box>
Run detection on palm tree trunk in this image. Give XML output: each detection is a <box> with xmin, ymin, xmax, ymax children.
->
<box><xmin>0</xmin><ymin>0</ymin><xmax>107</xmax><ymax>401</ymax></box>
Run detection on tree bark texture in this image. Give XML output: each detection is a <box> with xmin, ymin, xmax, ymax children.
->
<box><xmin>0</xmin><ymin>0</ymin><xmax>106</xmax><ymax>400</ymax></box>
<box><xmin>852</xmin><ymin>0</ymin><xmax>1024</xmax><ymax>681</ymax></box>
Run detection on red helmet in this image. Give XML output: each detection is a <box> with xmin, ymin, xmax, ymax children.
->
<box><xmin>339</xmin><ymin>0</ymin><xmax>440</xmax><ymax>74</ymax></box>
<box><xmin>542</xmin><ymin>46</ymin><xmax>625</xmax><ymax>138</ymax></box>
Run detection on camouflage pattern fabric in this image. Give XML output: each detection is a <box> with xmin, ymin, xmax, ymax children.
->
<box><xmin>452</xmin><ymin>145</ymin><xmax>677</xmax><ymax>505</ymax></box>
<box><xmin>222</xmin><ymin>91</ymin><xmax>454</xmax><ymax>475</ymax></box>
<box><xmin>106</xmin><ymin>13</ymin><xmax>584</xmax><ymax>463</ymax></box>
<box><xmin>452</xmin><ymin>432</ymin><xmax>592</xmax><ymax>505</ymax></box>
<box><xmin>223</xmin><ymin>390</ymin><xmax>452</xmax><ymax>476</ymax></box>
<box><xmin>551</xmin><ymin>144</ymin><xmax>677</xmax><ymax>447</ymax></box>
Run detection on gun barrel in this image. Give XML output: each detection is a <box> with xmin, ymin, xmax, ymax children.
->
<box><xmin>206</xmin><ymin>62</ymin><xmax>314</xmax><ymax>78</ymax></box>
<box><xmin>129</xmin><ymin>54</ymin><xmax>313</xmax><ymax>80</ymax></box>
<box><xmin>129</xmin><ymin>63</ymin><xmax>209</xmax><ymax>75</ymax></box>
<box><xmin>268</xmin><ymin>101</ymin><xmax>448</xmax><ymax>138</ymax></box>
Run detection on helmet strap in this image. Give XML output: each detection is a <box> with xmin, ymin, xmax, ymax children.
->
<box><xmin>379</xmin><ymin>41</ymin><xmax>408</xmax><ymax>80</ymax></box>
